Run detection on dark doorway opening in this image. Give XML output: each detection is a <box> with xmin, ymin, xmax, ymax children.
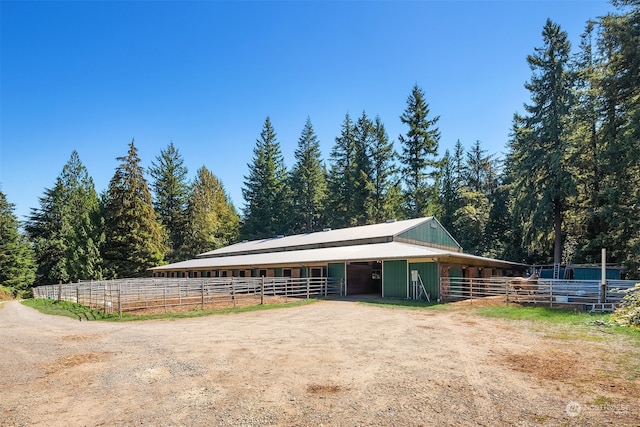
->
<box><xmin>347</xmin><ymin>261</ymin><xmax>382</xmax><ymax>295</ymax></box>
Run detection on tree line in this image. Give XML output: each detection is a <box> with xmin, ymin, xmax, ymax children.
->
<box><xmin>1</xmin><ymin>1</ymin><xmax>638</xmax><ymax>295</ymax></box>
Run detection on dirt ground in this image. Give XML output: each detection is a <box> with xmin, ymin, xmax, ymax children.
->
<box><xmin>0</xmin><ymin>299</ymin><xmax>638</xmax><ymax>427</ymax></box>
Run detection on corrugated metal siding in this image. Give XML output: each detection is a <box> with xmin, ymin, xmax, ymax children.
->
<box><xmin>398</xmin><ymin>219</ymin><xmax>460</xmax><ymax>249</ymax></box>
<box><xmin>383</xmin><ymin>260</ymin><xmax>408</xmax><ymax>298</ymax></box>
<box><xmin>574</xmin><ymin>267</ymin><xmax>621</xmax><ymax>280</ymax></box>
<box><xmin>409</xmin><ymin>262</ymin><xmax>439</xmax><ymax>299</ymax></box>
<box><xmin>328</xmin><ymin>263</ymin><xmax>346</xmax><ymax>281</ymax></box>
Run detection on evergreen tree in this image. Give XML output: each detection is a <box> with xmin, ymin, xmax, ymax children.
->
<box><xmin>0</xmin><ymin>189</ymin><xmax>35</xmax><ymax>293</ymax></box>
<box><xmin>102</xmin><ymin>140</ymin><xmax>166</xmax><ymax>278</ymax></box>
<box><xmin>370</xmin><ymin>116</ymin><xmax>403</xmax><ymax>222</ymax></box>
<box><xmin>506</xmin><ymin>20</ymin><xmax>574</xmax><ymax>265</ymax></box>
<box><xmin>149</xmin><ymin>142</ymin><xmax>189</xmax><ymax>262</ymax></box>
<box><xmin>289</xmin><ymin>118</ymin><xmax>327</xmax><ymax>234</ymax></box>
<box><xmin>453</xmin><ymin>139</ymin><xmax>465</xmax><ymax>186</ymax></box>
<box><xmin>26</xmin><ymin>151</ymin><xmax>103</xmax><ymax>284</ymax></box>
<box><xmin>593</xmin><ymin>2</ymin><xmax>640</xmax><ymax>277</ymax></box>
<box><xmin>183</xmin><ymin>166</ymin><xmax>240</xmax><ymax>257</ymax></box>
<box><xmin>326</xmin><ymin>113</ymin><xmax>357</xmax><ymax>228</ymax></box>
<box><xmin>352</xmin><ymin>111</ymin><xmax>375</xmax><ymax>225</ymax></box>
<box><xmin>439</xmin><ymin>150</ymin><xmax>459</xmax><ymax>234</ymax></box>
<box><xmin>241</xmin><ymin>117</ymin><xmax>290</xmax><ymax>239</ymax></box>
<box><xmin>399</xmin><ymin>84</ymin><xmax>441</xmax><ymax>218</ymax></box>
<box><xmin>26</xmin><ymin>183</ymin><xmax>67</xmax><ymax>283</ymax></box>
<box><xmin>452</xmin><ymin>141</ymin><xmax>498</xmax><ymax>255</ymax></box>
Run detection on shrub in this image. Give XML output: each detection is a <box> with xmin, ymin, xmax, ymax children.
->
<box><xmin>611</xmin><ymin>284</ymin><xmax>640</xmax><ymax>329</ymax></box>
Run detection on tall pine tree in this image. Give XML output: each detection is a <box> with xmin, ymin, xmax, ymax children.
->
<box><xmin>593</xmin><ymin>2</ymin><xmax>640</xmax><ymax>276</ymax></box>
<box><xmin>102</xmin><ymin>140</ymin><xmax>166</xmax><ymax>278</ymax></box>
<box><xmin>0</xmin><ymin>189</ymin><xmax>35</xmax><ymax>293</ymax></box>
<box><xmin>289</xmin><ymin>118</ymin><xmax>327</xmax><ymax>234</ymax></box>
<box><xmin>26</xmin><ymin>151</ymin><xmax>103</xmax><ymax>284</ymax></box>
<box><xmin>370</xmin><ymin>116</ymin><xmax>403</xmax><ymax>223</ymax></box>
<box><xmin>351</xmin><ymin>111</ymin><xmax>375</xmax><ymax>225</ymax></box>
<box><xmin>241</xmin><ymin>117</ymin><xmax>290</xmax><ymax>239</ymax></box>
<box><xmin>326</xmin><ymin>113</ymin><xmax>357</xmax><ymax>228</ymax></box>
<box><xmin>183</xmin><ymin>166</ymin><xmax>239</xmax><ymax>257</ymax></box>
<box><xmin>149</xmin><ymin>142</ymin><xmax>189</xmax><ymax>262</ymax></box>
<box><xmin>506</xmin><ymin>20</ymin><xmax>574</xmax><ymax>265</ymax></box>
<box><xmin>399</xmin><ymin>84</ymin><xmax>441</xmax><ymax>218</ymax></box>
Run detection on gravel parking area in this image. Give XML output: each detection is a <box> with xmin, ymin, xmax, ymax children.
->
<box><xmin>0</xmin><ymin>299</ymin><xmax>638</xmax><ymax>426</ymax></box>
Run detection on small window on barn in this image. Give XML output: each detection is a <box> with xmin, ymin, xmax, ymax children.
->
<box><xmin>283</xmin><ymin>269</ymin><xmax>291</xmax><ymax>277</ymax></box>
<box><xmin>259</xmin><ymin>269</ymin><xmax>267</xmax><ymax>277</ymax></box>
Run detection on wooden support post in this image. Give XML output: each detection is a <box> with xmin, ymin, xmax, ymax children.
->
<box><xmin>505</xmin><ymin>279</ymin><xmax>510</xmax><ymax>305</ymax></box>
<box><xmin>231</xmin><ymin>278</ymin><xmax>236</xmax><ymax>307</ymax></box>
<box><xmin>201</xmin><ymin>281</ymin><xmax>205</xmax><ymax>309</ymax></box>
<box><xmin>306</xmin><ymin>277</ymin><xmax>310</xmax><ymax>299</ymax></box>
<box><xmin>118</xmin><ymin>283</ymin><xmax>122</xmax><ymax>319</ymax></box>
<box><xmin>260</xmin><ymin>276</ymin><xmax>265</xmax><ymax>305</ymax></box>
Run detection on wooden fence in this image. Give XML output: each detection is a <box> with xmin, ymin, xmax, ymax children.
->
<box><xmin>441</xmin><ymin>277</ymin><xmax>638</xmax><ymax>312</ymax></box>
<box><xmin>32</xmin><ymin>277</ymin><xmax>343</xmax><ymax>317</ymax></box>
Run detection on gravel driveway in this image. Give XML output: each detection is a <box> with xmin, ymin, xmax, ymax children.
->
<box><xmin>0</xmin><ymin>299</ymin><xmax>638</xmax><ymax>426</ymax></box>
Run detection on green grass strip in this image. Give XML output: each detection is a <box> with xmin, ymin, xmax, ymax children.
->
<box><xmin>22</xmin><ymin>298</ymin><xmax>318</xmax><ymax>322</ymax></box>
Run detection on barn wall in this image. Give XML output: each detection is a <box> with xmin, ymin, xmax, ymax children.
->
<box><xmin>383</xmin><ymin>260</ymin><xmax>408</xmax><ymax>298</ymax></box>
<box><xmin>408</xmin><ymin>262</ymin><xmax>439</xmax><ymax>299</ymax></box>
<box><xmin>397</xmin><ymin>218</ymin><xmax>460</xmax><ymax>250</ymax></box>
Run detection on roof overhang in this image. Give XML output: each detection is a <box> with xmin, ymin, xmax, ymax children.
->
<box><xmin>150</xmin><ymin>242</ymin><xmax>525</xmax><ymax>271</ymax></box>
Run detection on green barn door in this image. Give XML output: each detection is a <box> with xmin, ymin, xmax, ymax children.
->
<box><xmin>328</xmin><ymin>263</ymin><xmax>346</xmax><ymax>295</ymax></box>
<box><xmin>383</xmin><ymin>260</ymin><xmax>408</xmax><ymax>298</ymax></box>
<box><xmin>408</xmin><ymin>262</ymin><xmax>439</xmax><ymax>300</ymax></box>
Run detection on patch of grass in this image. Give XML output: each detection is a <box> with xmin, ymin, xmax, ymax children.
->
<box><xmin>22</xmin><ymin>297</ymin><xmax>318</xmax><ymax>322</ymax></box>
<box><xmin>113</xmin><ymin>298</ymin><xmax>318</xmax><ymax>321</ymax></box>
<box><xmin>22</xmin><ymin>299</ymin><xmax>116</xmax><ymax>321</ymax></box>
<box><xmin>477</xmin><ymin>305</ymin><xmax>640</xmax><ymax>345</ymax></box>
<box><xmin>359</xmin><ymin>297</ymin><xmax>443</xmax><ymax>310</ymax></box>
<box><xmin>477</xmin><ymin>305</ymin><xmax>607</xmax><ymax>325</ymax></box>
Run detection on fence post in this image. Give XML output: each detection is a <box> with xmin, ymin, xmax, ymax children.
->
<box><xmin>260</xmin><ymin>276</ymin><xmax>265</xmax><ymax>305</ymax></box>
<box><xmin>306</xmin><ymin>277</ymin><xmax>310</xmax><ymax>299</ymax></box>
<box><xmin>201</xmin><ymin>281</ymin><xmax>205</xmax><ymax>309</ymax></box>
<box><xmin>231</xmin><ymin>277</ymin><xmax>236</xmax><ymax>307</ymax></box>
<box><xmin>118</xmin><ymin>282</ymin><xmax>122</xmax><ymax>319</ymax></box>
<box><xmin>76</xmin><ymin>286</ymin><xmax>79</xmax><ymax>304</ymax></box>
<box><xmin>550</xmin><ymin>280</ymin><xmax>553</xmax><ymax>308</ymax></box>
<box><xmin>164</xmin><ymin>283</ymin><xmax>167</xmax><ymax>313</ymax></box>
<box><xmin>505</xmin><ymin>279</ymin><xmax>509</xmax><ymax>305</ymax></box>
<box><xmin>470</xmin><ymin>279</ymin><xmax>473</xmax><ymax>303</ymax></box>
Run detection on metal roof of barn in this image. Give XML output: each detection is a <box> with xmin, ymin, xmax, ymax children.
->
<box><xmin>197</xmin><ymin>217</ymin><xmax>436</xmax><ymax>258</ymax></box>
<box><xmin>150</xmin><ymin>241</ymin><xmax>521</xmax><ymax>271</ymax></box>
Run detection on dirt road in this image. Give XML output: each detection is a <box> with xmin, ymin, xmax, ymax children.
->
<box><xmin>0</xmin><ymin>299</ymin><xmax>638</xmax><ymax>426</ymax></box>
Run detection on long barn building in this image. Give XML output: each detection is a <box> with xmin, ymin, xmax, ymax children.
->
<box><xmin>150</xmin><ymin>217</ymin><xmax>523</xmax><ymax>300</ymax></box>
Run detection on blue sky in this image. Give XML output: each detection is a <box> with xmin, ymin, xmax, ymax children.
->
<box><xmin>1</xmin><ymin>0</ymin><xmax>613</xmax><ymax>221</ymax></box>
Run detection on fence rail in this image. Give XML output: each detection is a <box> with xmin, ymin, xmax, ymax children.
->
<box><xmin>442</xmin><ymin>277</ymin><xmax>638</xmax><ymax>311</ymax></box>
<box><xmin>33</xmin><ymin>277</ymin><xmax>343</xmax><ymax>316</ymax></box>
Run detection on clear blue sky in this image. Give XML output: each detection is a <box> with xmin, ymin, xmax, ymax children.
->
<box><xmin>1</xmin><ymin>0</ymin><xmax>613</xmax><ymax>221</ymax></box>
